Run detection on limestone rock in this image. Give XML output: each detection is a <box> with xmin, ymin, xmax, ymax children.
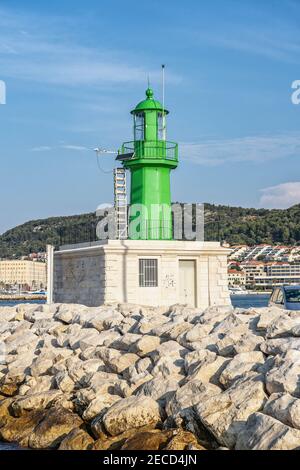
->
<box><xmin>102</xmin><ymin>396</ymin><xmax>161</xmax><ymax>436</ymax></box>
<box><xmin>82</xmin><ymin>394</ymin><xmax>121</xmax><ymax>421</ymax></box>
<box><xmin>184</xmin><ymin>349</ymin><xmax>217</xmax><ymax>375</ymax></box>
<box><xmin>184</xmin><ymin>324</ymin><xmax>213</xmax><ymax>344</ymax></box>
<box><xmin>195</xmin><ymin>373</ymin><xmax>267</xmax><ymax>448</ymax></box>
<box><xmin>11</xmin><ymin>391</ymin><xmax>62</xmax><ymax>417</ymax></box>
<box><xmin>54</xmin><ymin>304</ymin><xmax>87</xmax><ymax>324</ymax></box>
<box><xmin>164</xmin><ymin>430</ymin><xmax>206</xmax><ymax>450</ymax></box>
<box><xmin>0</xmin><ymin>397</ymin><xmax>14</xmax><ymax>427</ymax></box>
<box><xmin>92</xmin><ymin>425</ymin><xmax>154</xmax><ymax>450</ymax></box>
<box><xmin>236</xmin><ymin>412</ymin><xmax>300</xmax><ymax>450</ymax></box>
<box><xmin>232</xmin><ymin>332</ymin><xmax>264</xmax><ymax>355</ymax></box>
<box><xmin>28</xmin><ymin>406</ymin><xmax>83</xmax><ymax>449</ymax></box>
<box><xmin>166</xmin><ymin>380</ymin><xmax>221</xmax><ymax>421</ymax></box>
<box><xmin>19</xmin><ymin>375</ymin><xmax>55</xmax><ymax>396</ymax></box>
<box><xmin>5</xmin><ymin>330</ymin><xmax>38</xmax><ymax>355</ymax></box>
<box><xmin>261</xmin><ymin>337</ymin><xmax>300</xmax><ymax>355</ymax></box>
<box><xmin>55</xmin><ymin>371</ymin><xmax>75</xmax><ymax>393</ymax></box>
<box><xmin>130</xmin><ymin>335</ymin><xmax>161</xmax><ymax>357</ymax></box>
<box><xmin>263</xmin><ymin>393</ymin><xmax>300</xmax><ymax>430</ymax></box>
<box><xmin>256</xmin><ymin>308</ymin><xmax>284</xmax><ymax>331</ymax></box>
<box><xmin>110</xmin><ymin>333</ymin><xmax>142</xmax><ymax>352</ymax></box>
<box><xmin>265</xmin><ymin>349</ymin><xmax>300</xmax><ymax>397</ymax></box>
<box><xmin>266</xmin><ymin>314</ymin><xmax>300</xmax><ymax>339</ymax></box>
<box><xmin>121</xmin><ymin>429</ymin><xmax>173</xmax><ymax>450</ymax></box>
<box><xmin>138</xmin><ymin>315</ymin><xmax>168</xmax><ymax>335</ymax></box>
<box><xmin>0</xmin><ymin>410</ymin><xmax>45</xmax><ymax>447</ymax></box>
<box><xmin>189</xmin><ymin>355</ymin><xmax>229</xmax><ymax>386</ymax></box>
<box><xmin>108</xmin><ymin>353</ymin><xmax>139</xmax><ymax>374</ymax></box>
<box><xmin>151</xmin><ymin>356</ymin><xmax>185</xmax><ymax>379</ymax></box>
<box><xmin>219</xmin><ymin>351</ymin><xmax>265</xmax><ymax>388</ymax></box>
<box><xmin>150</xmin><ymin>341</ymin><xmax>188</xmax><ymax>364</ymax></box>
<box><xmin>215</xmin><ymin>326</ymin><xmax>250</xmax><ymax>357</ymax></box>
<box><xmin>135</xmin><ymin>377</ymin><xmax>180</xmax><ymax>405</ymax></box>
<box><xmin>68</xmin><ymin>328</ymin><xmax>100</xmax><ymax>351</ymax></box>
<box><xmin>59</xmin><ymin>428</ymin><xmax>94</xmax><ymax>450</ymax></box>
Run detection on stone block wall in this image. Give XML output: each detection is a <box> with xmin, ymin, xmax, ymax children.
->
<box><xmin>53</xmin><ymin>240</ymin><xmax>231</xmax><ymax>308</ymax></box>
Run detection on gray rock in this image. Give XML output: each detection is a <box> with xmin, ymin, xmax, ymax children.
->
<box><xmin>135</xmin><ymin>377</ymin><xmax>180</xmax><ymax>405</ymax></box>
<box><xmin>265</xmin><ymin>349</ymin><xmax>300</xmax><ymax>397</ymax></box>
<box><xmin>264</xmin><ymin>392</ymin><xmax>300</xmax><ymax>430</ymax></box>
<box><xmin>219</xmin><ymin>351</ymin><xmax>265</xmax><ymax>388</ymax></box>
<box><xmin>102</xmin><ymin>395</ymin><xmax>161</xmax><ymax>436</ymax></box>
<box><xmin>236</xmin><ymin>412</ymin><xmax>300</xmax><ymax>450</ymax></box>
<box><xmin>261</xmin><ymin>337</ymin><xmax>300</xmax><ymax>355</ymax></box>
<box><xmin>195</xmin><ymin>373</ymin><xmax>267</xmax><ymax>448</ymax></box>
<box><xmin>266</xmin><ymin>314</ymin><xmax>300</xmax><ymax>339</ymax></box>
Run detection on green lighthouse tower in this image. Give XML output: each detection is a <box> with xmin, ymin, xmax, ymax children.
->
<box><xmin>117</xmin><ymin>88</ymin><xmax>178</xmax><ymax>240</ymax></box>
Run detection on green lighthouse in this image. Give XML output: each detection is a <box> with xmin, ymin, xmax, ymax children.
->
<box><xmin>117</xmin><ymin>88</ymin><xmax>178</xmax><ymax>240</ymax></box>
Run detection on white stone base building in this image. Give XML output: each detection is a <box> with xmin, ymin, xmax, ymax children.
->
<box><xmin>53</xmin><ymin>240</ymin><xmax>231</xmax><ymax>309</ymax></box>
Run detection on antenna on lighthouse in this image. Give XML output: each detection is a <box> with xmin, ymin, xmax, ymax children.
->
<box><xmin>162</xmin><ymin>64</ymin><xmax>166</xmax><ymax>141</ymax></box>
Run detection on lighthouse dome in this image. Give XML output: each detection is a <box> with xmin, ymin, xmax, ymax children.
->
<box><xmin>131</xmin><ymin>88</ymin><xmax>169</xmax><ymax>115</ymax></box>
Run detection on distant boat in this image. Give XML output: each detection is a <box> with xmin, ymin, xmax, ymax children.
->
<box><xmin>31</xmin><ymin>290</ymin><xmax>46</xmax><ymax>295</ymax></box>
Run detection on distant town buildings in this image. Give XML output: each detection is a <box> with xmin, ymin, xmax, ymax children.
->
<box><xmin>228</xmin><ymin>269</ymin><xmax>246</xmax><ymax>287</ymax></box>
<box><xmin>229</xmin><ymin>244</ymin><xmax>300</xmax><ymax>263</ymax></box>
<box><xmin>228</xmin><ymin>244</ymin><xmax>300</xmax><ymax>290</ymax></box>
<box><xmin>0</xmin><ymin>259</ymin><xmax>47</xmax><ymax>290</ymax></box>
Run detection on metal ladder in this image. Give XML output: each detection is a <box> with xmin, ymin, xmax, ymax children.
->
<box><xmin>114</xmin><ymin>168</ymin><xmax>128</xmax><ymax>239</ymax></box>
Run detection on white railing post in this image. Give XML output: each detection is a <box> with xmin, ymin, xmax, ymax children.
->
<box><xmin>47</xmin><ymin>244</ymin><xmax>54</xmax><ymax>305</ymax></box>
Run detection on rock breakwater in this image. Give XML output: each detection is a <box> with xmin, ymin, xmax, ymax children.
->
<box><xmin>0</xmin><ymin>302</ymin><xmax>300</xmax><ymax>450</ymax></box>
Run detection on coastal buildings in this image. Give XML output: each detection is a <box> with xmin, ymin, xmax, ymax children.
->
<box><xmin>0</xmin><ymin>259</ymin><xmax>47</xmax><ymax>289</ymax></box>
<box><xmin>228</xmin><ymin>269</ymin><xmax>246</xmax><ymax>287</ymax></box>
<box><xmin>229</xmin><ymin>244</ymin><xmax>300</xmax><ymax>263</ymax></box>
<box><xmin>228</xmin><ymin>258</ymin><xmax>300</xmax><ymax>290</ymax></box>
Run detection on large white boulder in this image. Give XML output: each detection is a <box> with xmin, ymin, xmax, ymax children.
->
<box><xmin>236</xmin><ymin>412</ymin><xmax>300</xmax><ymax>450</ymax></box>
<box><xmin>102</xmin><ymin>395</ymin><xmax>161</xmax><ymax>436</ymax></box>
<box><xmin>219</xmin><ymin>351</ymin><xmax>265</xmax><ymax>388</ymax></box>
<box><xmin>195</xmin><ymin>373</ymin><xmax>267</xmax><ymax>448</ymax></box>
<box><xmin>265</xmin><ymin>350</ymin><xmax>300</xmax><ymax>397</ymax></box>
<box><xmin>263</xmin><ymin>392</ymin><xmax>300</xmax><ymax>430</ymax></box>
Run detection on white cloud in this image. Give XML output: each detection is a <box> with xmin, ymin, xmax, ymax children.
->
<box><xmin>31</xmin><ymin>146</ymin><xmax>52</xmax><ymax>152</ymax></box>
<box><xmin>61</xmin><ymin>145</ymin><xmax>89</xmax><ymax>151</ymax></box>
<box><xmin>259</xmin><ymin>182</ymin><xmax>300</xmax><ymax>209</ymax></box>
<box><xmin>181</xmin><ymin>132</ymin><xmax>300</xmax><ymax>166</ymax></box>
<box><xmin>30</xmin><ymin>144</ymin><xmax>89</xmax><ymax>152</ymax></box>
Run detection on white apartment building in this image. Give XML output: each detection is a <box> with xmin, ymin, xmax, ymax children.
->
<box><xmin>0</xmin><ymin>260</ymin><xmax>47</xmax><ymax>289</ymax></box>
<box><xmin>240</xmin><ymin>262</ymin><xmax>266</xmax><ymax>287</ymax></box>
<box><xmin>228</xmin><ymin>269</ymin><xmax>246</xmax><ymax>287</ymax></box>
<box><xmin>254</xmin><ymin>263</ymin><xmax>300</xmax><ymax>288</ymax></box>
<box><xmin>230</xmin><ymin>244</ymin><xmax>300</xmax><ymax>263</ymax></box>
<box><xmin>228</xmin><ymin>245</ymin><xmax>249</xmax><ymax>261</ymax></box>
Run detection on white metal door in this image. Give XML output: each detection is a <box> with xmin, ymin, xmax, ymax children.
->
<box><xmin>179</xmin><ymin>260</ymin><xmax>196</xmax><ymax>307</ymax></box>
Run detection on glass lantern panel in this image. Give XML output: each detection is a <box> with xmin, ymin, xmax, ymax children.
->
<box><xmin>134</xmin><ymin>113</ymin><xmax>145</xmax><ymax>140</ymax></box>
<box><xmin>157</xmin><ymin>112</ymin><xmax>166</xmax><ymax>140</ymax></box>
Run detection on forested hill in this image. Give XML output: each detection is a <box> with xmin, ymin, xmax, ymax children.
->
<box><xmin>0</xmin><ymin>203</ymin><xmax>300</xmax><ymax>258</ymax></box>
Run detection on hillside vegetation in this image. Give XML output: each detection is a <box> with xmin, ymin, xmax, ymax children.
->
<box><xmin>0</xmin><ymin>204</ymin><xmax>299</xmax><ymax>258</ymax></box>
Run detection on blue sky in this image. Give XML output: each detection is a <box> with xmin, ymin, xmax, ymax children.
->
<box><xmin>1</xmin><ymin>0</ymin><xmax>300</xmax><ymax>233</ymax></box>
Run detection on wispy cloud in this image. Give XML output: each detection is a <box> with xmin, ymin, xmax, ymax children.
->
<box><xmin>181</xmin><ymin>132</ymin><xmax>300</xmax><ymax>166</ymax></box>
<box><xmin>30</xmin><ymin>144</ymin><xmax>90</xmax><ymax>152</ymax></box>
<box><xmin>259</xmin><ymin>182</ymin><xmax>300</xmax><ymax>208</ymax></box>
<box><xmin>0</xmin><ymin>7</ymin><xmax>180</xmax><ymax>87</ymax></box>
<box><xmin>31</xmin><ymin>146</ymin><xmax>52</xmax><ymax>152</ymax></box>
